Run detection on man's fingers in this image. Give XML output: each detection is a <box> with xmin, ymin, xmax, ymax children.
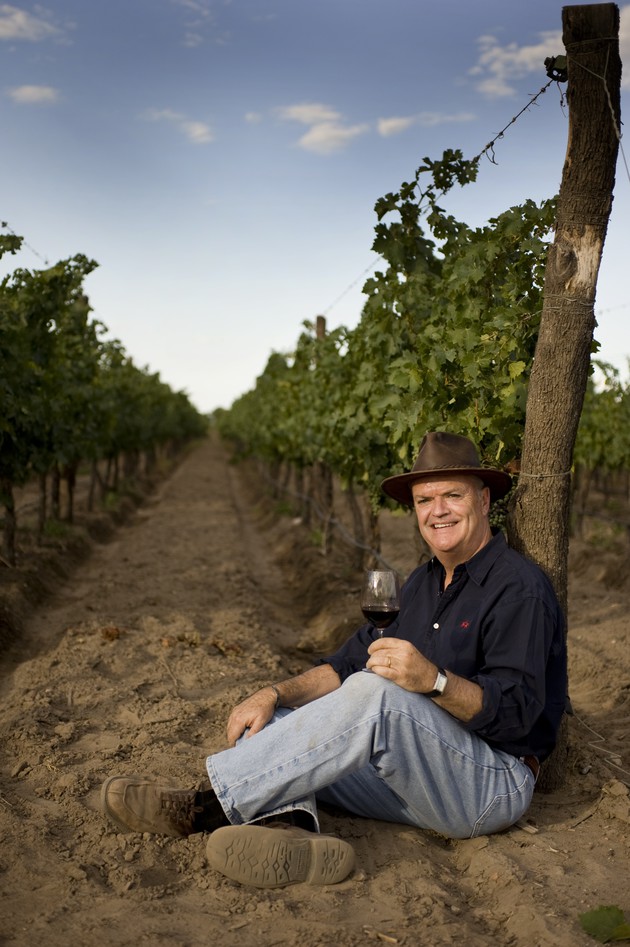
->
<box><xmin>226</xmin><ymin>719</ymin><xmax>245</xmax><ymax>746</ymax></box>
<box><xmin>225</xmin><ymin>688</ymin><xmax>278</xmax><ymax>745</ymax></box>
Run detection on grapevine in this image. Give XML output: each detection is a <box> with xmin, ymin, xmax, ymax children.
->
<box><xmin>1</xmin><ymin>242</ymin><xmax>207</xmax><ymax>564</ymax></box>
<box><xmin>218</xmin><ymin>149</ymin><xmax>556</xmax><ymax>523</ymax></box>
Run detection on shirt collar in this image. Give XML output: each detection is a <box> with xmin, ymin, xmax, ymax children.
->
<box><xmin>428</xmin><ymin>529</ymin><xmax>506</xmax><ymax>587</ymax></box>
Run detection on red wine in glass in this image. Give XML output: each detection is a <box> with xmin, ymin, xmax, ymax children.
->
<box><xmin>361</xmin><ymin>605</ymin><xmax>400</xmax><ymax>630</ymax></box>
<box><xmin>360</xmin><ymin>569</ymin><xmax>401</xmax><ymax>637</ymax></box>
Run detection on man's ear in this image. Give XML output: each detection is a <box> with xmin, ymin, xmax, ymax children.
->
<box><xmin>482</xmin><ymin>486</ymin><xmax>491</xmax><ymax>515</ymax></box>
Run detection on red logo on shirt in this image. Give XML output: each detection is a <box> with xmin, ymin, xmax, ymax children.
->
<box><xmin>460</xmin><ymin>620</ymin><xmax>471</xmax><ymax>629</ymax></box>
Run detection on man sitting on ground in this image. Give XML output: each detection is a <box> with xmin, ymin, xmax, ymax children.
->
<box><xmin>101</xmin><ymin>431</ymin><xmax>568</xmax><ymax>889</ymax></box>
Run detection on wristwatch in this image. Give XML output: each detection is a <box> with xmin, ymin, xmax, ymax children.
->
<box><xmin>426</xmin><ymin>667</ymin><xmax>448</xmax><ymax>698</ymax></box>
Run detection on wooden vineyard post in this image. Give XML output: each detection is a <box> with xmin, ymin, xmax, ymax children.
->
<box><xmin>507</xmin><ymin>4</ymin><xmax>622</xmax><ymax>789</ymax></box>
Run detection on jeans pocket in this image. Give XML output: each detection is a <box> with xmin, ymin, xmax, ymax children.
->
<box><xmin>470</xmin><ymin>779</ymin><xmax>533</xmax><ymax>838</ymax></box>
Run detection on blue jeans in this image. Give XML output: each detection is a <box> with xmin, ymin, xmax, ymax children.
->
<box><xmin>206</xmin><ymin>671</ymin><xmax>535</xmax><ymax>839</ymax></box>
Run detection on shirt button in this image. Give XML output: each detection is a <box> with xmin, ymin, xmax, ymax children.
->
<box><xmin>433</xmin><ymin>622</ymin><xmax>439</xmax><ymax>629</ymax></box>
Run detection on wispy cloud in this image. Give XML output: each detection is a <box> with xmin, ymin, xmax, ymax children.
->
<box><xmin>0</xmin><ymin>3</ymin><xmax>60</xmax><ymax>41</ymax></box>
<box><xmin>377</xmin><ymin>116</ymin><xmax>417</xmax><ymax>137</ymax></box>
<box><xmin>182</xmin><ymin>31</ymin><xmax>204</xmax><ymax>48</ymax></box>
<box><xmin>143</xmin><ymin>107</ymin><xmax>214</xmax><ymax>144</ymax></box>
<box><xmin>471</xmin><ymin>5</ymin><xmax>630</xmax><ymax>96</ymax></box>
<box><xmin>417</xmin><ymin>111</ymin><xmax>476</xmax><ymax>127</ymax></box>
<box><xmin>275</xmin><ymin>103</ymin><xmax>341</xmax><ymax>125</ymax></box>
<box><xmin>377</xmin><ymin>112</ymin><xmax>475</xmax><ymax>137</ymax></box>
<box><xmin>297</xmin><ymin>120</ymin><xmax>369</xmax><ymax>155</ymax></box>
<box><xmin>275</xmin><ymin>102</ymin><xmax>369</xmax><ymax>154</ymax></box>
<box><xmin>470</xmin><ymin>6</ymin><xmax>630</xmax><ymax>97</ymax></box>
<box><xmin>171</xmin><ymin>0</ymin><xmax>211</xmax><ymax>15</ymax></box>
<box><xmin>7</xmin><ymin>83</ymin><xmax>59</xmax><ymax>104</ymax></box>
<box><xmin>270</xmin><ymin>101</ymin><xmax>475</xmax><ymax>153</ymax></box>
<box><xmin>469</xmin><ymin>29</ymin><xmax>562</xmax><ymax>97</ymax></box>
<box><xmin>180</xmin><ymin>119</ymin><xmax>214</xmax><ymax>143</ymax></box>
<box><xmin>169</xmin><ymin>0</ymin><xmax>230</xmax><ymax>47</ymax></box>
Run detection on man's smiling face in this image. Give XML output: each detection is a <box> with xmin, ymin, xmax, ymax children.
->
<box><xmin>411</xmin><ymin>475</ymin><xmax>492</xmax><ymax>566</ymax></box>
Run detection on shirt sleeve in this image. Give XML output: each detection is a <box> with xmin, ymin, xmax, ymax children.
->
<box><xmin>463</xmin><ymin>591</ymin><xmax>561</xmax><ymax>745</ymax></box>
<box><xmin>320</xmin><ymin>621</ymin><xmax>381</xmax><ymax>680</ymax></box>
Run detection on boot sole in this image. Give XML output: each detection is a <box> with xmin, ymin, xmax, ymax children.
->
<box><xmin>206</xmin><ymin>825</ymin><xmax>355</xmax><ymax>887</ymax></box>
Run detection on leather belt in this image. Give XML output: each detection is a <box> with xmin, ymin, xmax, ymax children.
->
<box><xmin>520</xmin><ymin>754</ymin><xmax>540</xmax><ymax>782</ymax></box>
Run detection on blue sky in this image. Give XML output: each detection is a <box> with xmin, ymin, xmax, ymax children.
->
<box><xmin>1</xmin><ymin>0</ymin><xmax>629</xmax><ymax>413</ymax></box>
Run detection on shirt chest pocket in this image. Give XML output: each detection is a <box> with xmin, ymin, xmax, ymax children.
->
<box><xmin>438</xmin><ymin>609</ymin><xmax>483</xmax><ymax>668</ymax></box>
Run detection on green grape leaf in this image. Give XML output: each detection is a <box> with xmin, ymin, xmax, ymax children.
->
<box><xmin>579</xmin><ymin>906</ymin><xmax>630</xmax><ymax>942</ymax></box>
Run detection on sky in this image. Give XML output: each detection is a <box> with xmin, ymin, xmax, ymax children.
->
<box><xmin>1</xmin><ymin>0</ymin><xmax>629</xmax><ymax>414</ymax></box>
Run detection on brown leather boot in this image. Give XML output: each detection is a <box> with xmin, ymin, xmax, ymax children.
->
<box><xmin>101</xmin><ymin>775</ymin><xmax>224</xmax><ymax>836</ymax></box>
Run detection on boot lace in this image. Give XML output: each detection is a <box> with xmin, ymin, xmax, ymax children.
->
<box><xmin>160</xmin><ymin>789</ymin><xmax>203</xmax><ymax>834</ymax></box>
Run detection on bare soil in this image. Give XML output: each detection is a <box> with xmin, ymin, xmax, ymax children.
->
<box><xmin>0</xmin><ymin>435</ymin><xmax>629</xmax><ymax>947</ymax></box>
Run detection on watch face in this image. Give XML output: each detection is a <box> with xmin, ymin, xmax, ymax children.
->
<box><xmin>427</xmin><ymin>669</ymin><xmax>447</xmax><ymax>697</ymax></box>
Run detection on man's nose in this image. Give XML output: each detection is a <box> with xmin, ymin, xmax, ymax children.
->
<box><xmin>432</xmin><ymin>497</ymin><xmax>448</xmax><ymax>516</ymax></box>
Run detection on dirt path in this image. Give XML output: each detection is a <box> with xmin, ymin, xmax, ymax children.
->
<box><xmin>1</xmin><ymin>437</ymin><xmax>629</xmax><ymax>946</ymax></box>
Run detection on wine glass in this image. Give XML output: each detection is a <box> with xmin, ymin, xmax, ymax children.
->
<box><xmin>360</xmin><ymin>569</ymin><xmax>401</xmax><ymax>637</ymax></box>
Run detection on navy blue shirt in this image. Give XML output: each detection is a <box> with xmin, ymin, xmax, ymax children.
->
<box><xmin>323</xmin><ymin>531</ymin><xmax>567</xmax><ymax>762</ymax></box>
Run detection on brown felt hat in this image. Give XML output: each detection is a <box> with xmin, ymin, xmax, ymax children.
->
<box><xmin>381</xmin><ymin>432</ymin><xmax>512</xmax><ymax>506</ymax></box>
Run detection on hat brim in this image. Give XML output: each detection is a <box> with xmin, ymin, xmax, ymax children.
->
<box><xmin>381</xmin><ymin>467</ymin><xmax>512</xmax><ymax>507</ymax></box>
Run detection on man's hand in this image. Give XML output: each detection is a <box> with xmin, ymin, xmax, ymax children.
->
<box><xmin>226</xmin><ymin>687</ymin><xmax>277</xmax><ymax>746</ymax></box>
<box><xmin>225</xmin><ymin>664</ymin><xmax>342</xmax><ymax>747</ymax></box>
<box><xmin>366</xmin><ymin>637</ymin><xmax>436</xmax><ymax>692</ymax></box>
<box><xmin>366</xmin><ymin>637</ymin><xmax>484</xmax><ymax>721</ymax></box>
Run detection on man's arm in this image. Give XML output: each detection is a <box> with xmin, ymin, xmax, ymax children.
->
<box><xmin>226</xmin><ymin>663</ymin><xmax>341</xmax><ymax>746</ymax></box>
<box><xmin>272</xmin><ymin>663</ymin><xmax>342</xmax><ymax>707</ymax></box>
<box><xmin>431</xmin><ymin>670</ymin><xmax>484</xmax><ymax>721</ymax></box>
